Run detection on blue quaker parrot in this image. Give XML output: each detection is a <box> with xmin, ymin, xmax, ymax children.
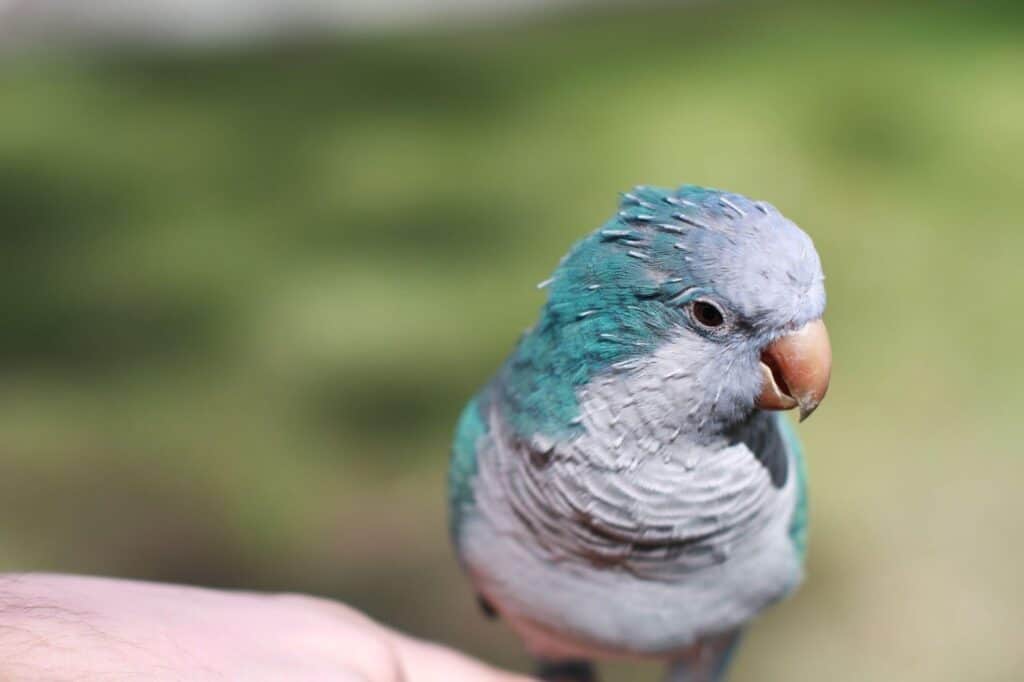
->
<box><xmin>448</xmin><ymin>185</ymin><xmax>831</xmax><ymax>682</ymax></box>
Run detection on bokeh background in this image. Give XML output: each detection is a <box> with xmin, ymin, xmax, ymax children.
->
<box><xmin>2</xmin><ymin>1</ymin><xmax>1022</xmax><ymax>680</ymax></box>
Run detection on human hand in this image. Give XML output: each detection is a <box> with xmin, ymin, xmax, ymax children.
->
<box><xmin>0</xmin><ymin>573</ymin><xmax>532</xmax><ymax>681</ymax></box>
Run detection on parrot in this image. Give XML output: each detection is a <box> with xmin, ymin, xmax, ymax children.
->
<box><xmin>448</xmin><ymin>184</ymin><xmax>831</xmax><ymax>682</ymax></box>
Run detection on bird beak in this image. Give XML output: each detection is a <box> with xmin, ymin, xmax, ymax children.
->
<box><xmin>756</xmin><ymin>319</ymin><xmax>832</xmax><ymax>421</ymax></box>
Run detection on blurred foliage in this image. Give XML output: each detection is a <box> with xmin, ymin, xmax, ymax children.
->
<box><xmin>1</xmin><ymin>1</ymin><xmax>1022</xmax><ymax>680</ymax></box>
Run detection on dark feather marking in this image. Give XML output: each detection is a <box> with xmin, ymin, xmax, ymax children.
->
<box><xmin>537</xmin><ymin>659</ymin><xmax>597</xmax><ymax>682</ymax></box>
<box><xmin>476</xmin><ymin>594</ymin><xmax>499</xmax><ymax>620</ymax></box>
<box><xmin>728</xmin><ymin>415</ymin><xmax>788</xmax><ymax>488</ymax></box>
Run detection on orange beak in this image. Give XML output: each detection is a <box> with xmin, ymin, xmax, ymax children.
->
<box><xmin>756</xmin><ymin>319</ymin><xmax>832</xmax><ymax>421</ymax></box>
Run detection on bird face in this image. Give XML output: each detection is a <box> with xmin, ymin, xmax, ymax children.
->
<box><xmin>544</xmin><ymin>186</ymin><xmax>832</xmax><ymax>430</ymax></box>
<box><xmin>662</xmin><ymin>196</ymin><xmax>831</xmax><ymax>422</ymax></box>
<box><xmin>668</xmin><ymin>273</ymin><xmax>831</xmax><ymax>424</ymax></box>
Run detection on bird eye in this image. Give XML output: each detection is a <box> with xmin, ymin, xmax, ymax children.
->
<box><xmin>691</xmin><ymin>300</ymin><xmax>725</xmax><ymax>329</ymax></box>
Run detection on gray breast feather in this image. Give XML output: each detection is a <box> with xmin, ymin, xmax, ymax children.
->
<box><xmin>472</xmin><ymin>402</ymin><xmax>791</xmax><ymax>581</ymax></box>
<box><xmin>460</xmin><ymin>405</ymin><xmax>801</xmax><ymax>656</ymax></box>
<box><xmin>457</xmin><ymin>331</ymin><xmax>802</xmax><ymax>657</ymax></box>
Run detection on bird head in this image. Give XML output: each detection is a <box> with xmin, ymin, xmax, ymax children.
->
<box><xmin>522</xmin><ymin>185</ymin><xmax>830</xmax><ymax>435</ymax></box>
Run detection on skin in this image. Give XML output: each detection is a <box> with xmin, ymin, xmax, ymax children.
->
<box><xmin>0</xmin><ymin>573</ymin><xmax>533</xmax><ymax>682</ymax></box>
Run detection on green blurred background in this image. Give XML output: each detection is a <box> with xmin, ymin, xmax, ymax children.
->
<box><xmin>1</xmin><ymin>1</ymin><xmax>1022</xmax><ymax>680</ymax></box>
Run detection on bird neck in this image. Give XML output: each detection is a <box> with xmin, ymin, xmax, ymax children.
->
<box><xmin>568</xmin><ymin>342</ymin><xmax>756</xmax><ymax>462</ymax></box>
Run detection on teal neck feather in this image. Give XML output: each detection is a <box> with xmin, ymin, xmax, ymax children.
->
<box><xmin>449</xmin><ymin>393</ymin><xmax>489</xmax><ymax>544</ymax></box>
<box><xmin>777</xmin><ymin>413</ymin><xmax>809</xmax><ymax>560</ymax></box>
<box><xmin>496</xmin><ymin>185</ymin><xmax>727</xmax><ymax>440</ymax></box>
